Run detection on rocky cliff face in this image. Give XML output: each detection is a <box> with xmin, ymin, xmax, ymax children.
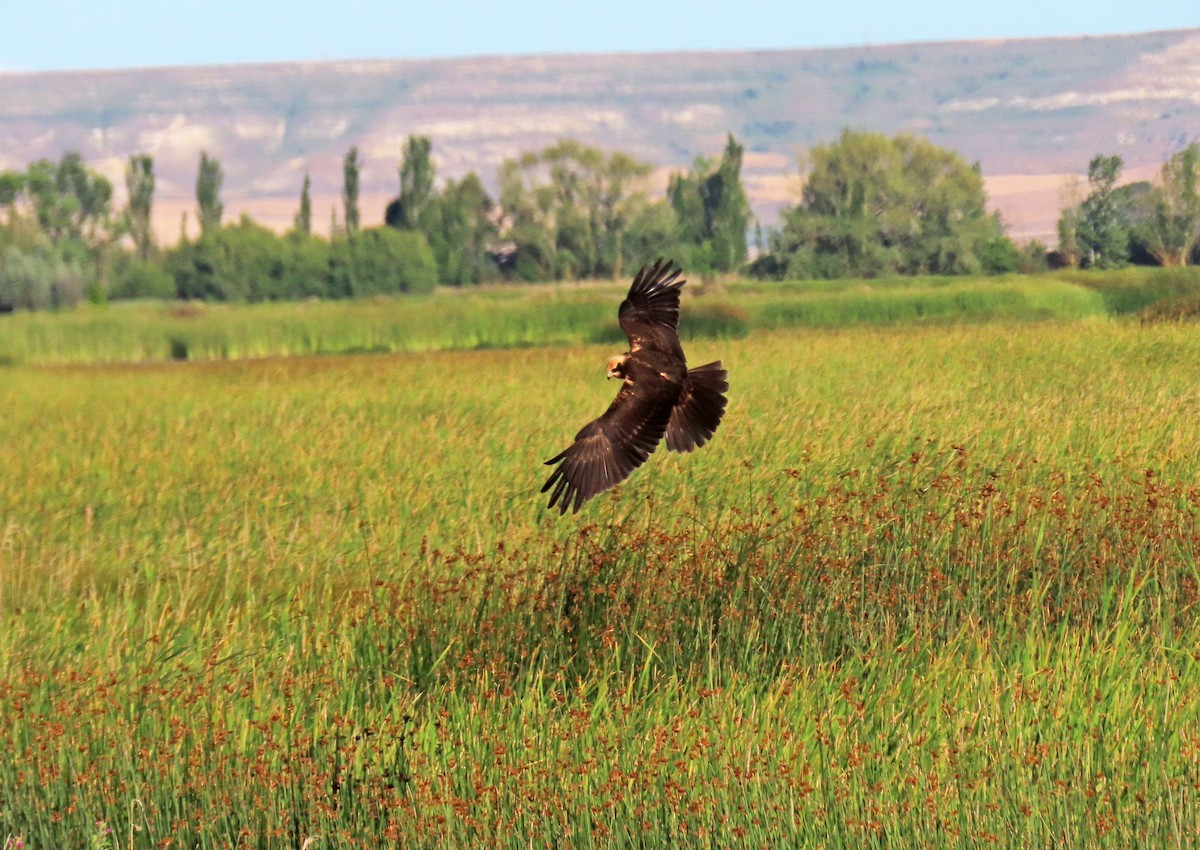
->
<box><xmin>1</xmin><ymin>29</ymin><xmax>1197</xmax><ymax>243</ymax></box>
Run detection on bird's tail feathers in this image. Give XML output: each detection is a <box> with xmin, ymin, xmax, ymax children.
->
<box><xmin>665</xmin><ymin>361</ymin><xmax>729</xmax><ymax>453</ymax></box>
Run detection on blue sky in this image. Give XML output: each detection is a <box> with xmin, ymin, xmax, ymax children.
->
<box><xmin>1</xmin><ymin>0</ymin><xmax>1196</xmax><ymax>71</ymax></box>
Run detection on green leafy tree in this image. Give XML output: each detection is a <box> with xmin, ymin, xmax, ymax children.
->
<box><xmin>281</xmin><ymin>231</ymin><xmax>333</xmax><ymax>298</ymax></box>
<box><xmin>498</xmin><ymin>140</ymin><xmax>656</xmax><ymax>280</ymax></box>
<box><xmin>20</xmin><ymin>153</ymin><xmax>113</xmax><ymax>247</ymax></box>
<box><xmin>0</xmin><ymin>153</ymin><xmax>114</xmax><ymax>305</ymax></box>
<box><xmin>0</xmin><ymin>243</ymin><xmax>86</xmax><ymax>309</ymax></box>
<box><xmin>329</xmin><ymin>227</ymin><xmax>436</xmax><ymax>296</ymax></box>
<box><xmin>384</xmin><ymin>137</ymin><xmax>495</xmax><ymax>284</ymax></box>
<box><xmin>22</xmin><ymin>160</ymin><xmax>61</xmax><ymax>236</ymax></box>
<box><xmin>1137</xmin><ymin>143</ymin><xmax>1200</xmax><ymax>266</ymax></box>
<box><xmin>395</xmin><ymin>135</ymin><xmax>435</xmax><ymax>230</ymax></box>
<box><xmin>55</xmin><ymin>151</ymin><xmax>113</xmax><ymax>244</ymax></box>
<box><xmin>760</xmin><ymin>130</ymin><xmax>1003</xmax><ymax>278</ymax></box>
<box><xmin>1076</xmin><ymin>154</ymin><xmax>1128</xmax><ymax>269</ymax></box>
<box><xmin>1018</xmin><ymin>240</ymin><xmax>1050</xmax><ymax>273</ymax></box>
<box><xmin>294</xmin><ymin>173</ymin><xmax>312</xmax><ymax>236</ymax></box>
<box><xmin>108</xmin><ymin>254</ymin><xmax>176</xmax><ymax>300</ymax></box>
<box><xmin>170</xmin><ymin>216</ymin><xmax>277</xmax><ymax>301</ymax></box>
<box><xmin>1053</xmin><ymin>176</ymin><xmax>1087</xmax><ymax>268</ymax></box>
<box><xmin>620</xmin><ymin>200</ymin><xmax>683</xmax><ymax>273</ymax></box>
<box><xmin>1113</xmin><ymin>181</ymin><xmax>1156</xmax><ymax>265</ymax></box>
<box><xmin>1056</xmin><ymin>213</ymin><xmax>1080</xmax><ymax>268</ymax></box>
<box><xmin>0</xmin><ymin>170</ymin><xmax>23</xmax><ymax>224</ymax></box>
<box><xmin>667</xmin><ymin>133</ymin><xmax>750</xmax><ymax>272</ymax></box>
<box><xmin>167</xmin><ymin>217</ymin><xmax>337</xmax><ymax>303</ymax></box>
<box><xmin>343</xmin><ymin>147</ymin><xmax>361</xmax><ymax>235</ymax></box>
<box><xmin>427</xmin><ymin>173</ymin><xmax>499</xmax><ymax>285</ymax></box>
<box><xmin>125</xmin><ymin>154</ymin><xmax>155</xmax><ymax>261</ymax></box>
<box><xmin>707</xmin><ymin>134</ymin><xmax>750</xmax><ymax>271</ymax></box>
<box><xmin>668</xmin><ymin>167</ymin><xmax>705</xmax><ymax>248</ymax></box>
<box><xmin>195</xmin><ymin>151</ymin><xmax>224</xmax><ymax>237</ymax></box>
<box><xmin>976</xmin><ymin>235</ymin><xmax>1022</xmax><ymax>274</ymax></box>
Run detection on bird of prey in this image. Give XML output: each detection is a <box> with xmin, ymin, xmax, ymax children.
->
<box><xmin>542</xmin><ymin>258</ymin><xmax>729</xmax><ymax>515</ymax></box>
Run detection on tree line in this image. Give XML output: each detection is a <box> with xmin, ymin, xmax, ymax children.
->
<box><xmin>0</xmin><ymin>129</ymin><xmax>1197</xmax><ymax>310</ymax></box>
<box><xmin>1056</xmin><ymin>147</ymin><xmax>1200</xmax><ymax>270</ymax></box>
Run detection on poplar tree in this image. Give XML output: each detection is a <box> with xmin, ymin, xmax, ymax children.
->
<box><xmin>342</xmin><ymin>147</ymin><xmax>361</xmax><ymax>235</ymax></box>
<box><xmin>1077</xmin><ymin>154</ymin><xmax>1128</xmax><ymax>269</ymax></box>
<box><xmin>707</xmin><ymin>134</ymin><xmax>750</xmax><ymax>272</ymax></box>
<box><xmin>125</xmin><ymin>153</ymin><xmax>155</xmax><ymax>260</ymax></box>
<box><xmin>667</xmin><ymin>133</ymin><xmax>750</xmax><ymax>272</ymax></box>
<box><xmin>294</xmin><ymin>173</ymin><xmax>312</xmax><ymax>236</ymax></box>
<box><xmin>1139</xmin><ymin>144</ymin><xmax>1200</xmax><ymax>266</ymax></box>
<box><xmin>396</xmin><ymin>135</ymin><xmax>435</xmax><ymax>230</ymax></box>
<box><xmin>195</xmin><ymin>151</ymin><xmax>224</xmax><ymax>237</ymax></box>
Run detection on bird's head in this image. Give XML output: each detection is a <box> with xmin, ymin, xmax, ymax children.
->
<box><xmin>606</xmin><ymin>354</ymin><xmax>628</xmax><ymax>380</ymax></box>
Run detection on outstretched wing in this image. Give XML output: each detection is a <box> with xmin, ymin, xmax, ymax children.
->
<box><xmin>666</xmin><ymin>361</ymin><xmax>729</xmax><ymax>453</ymax></box>
<box><xmin>542</xmin><ymin>378</ymin><xmax>677</xmax><ymax>515</ymax></box>
<box><xmin>618</xmin><ymin>258</ymin><xmax>685</xmax><ymax>352</ymax></box>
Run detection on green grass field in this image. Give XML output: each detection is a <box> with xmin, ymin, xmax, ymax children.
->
<box><xmin>3</xmin><ymin>277</ymin><xmax>1200</xmax><ymax>847</ymax></box>
<box><xmin>0</xmin><ymin>271</ymin><xmax>1137</xmax><ymax>366</ymax></box>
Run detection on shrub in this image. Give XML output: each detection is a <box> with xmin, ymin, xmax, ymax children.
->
<box><xmin>679</xmin><ymin>301</ymin><xmax>751</xmax><ymax>340</ymax></box>
<box><xmin>0</xmin><ymin>244</ymin><xmax>85</xmax><ymax>309</ymax></box>
<box><xmin>1018</xmin><ymin>240</ymin><xmax>1050</xmax><ymax>274</ymax></box>
<box><xmin>978</xmin><ymin>235</ymin><xmax>1021</xmax><ymax>274</ymax></box>
<box><xmin>328</xmin><ymin>228</ymin><xmax>437</xmax><ymax>296</ymax></box>
<box><xmin>109</xmin><ymin>258</ymin><xmax>176</xmax><ymax>300</ymax></box>
<box><xmin>167</xmin><ymin>217</ymin><xmax>333</xmax><ymax>302</ymax></box>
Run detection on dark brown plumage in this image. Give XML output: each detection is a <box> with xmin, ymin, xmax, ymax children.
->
<box><xmin>542</xmin><ymin>258</ymin><xmax>730</xmax><ymax>514</ymax></box>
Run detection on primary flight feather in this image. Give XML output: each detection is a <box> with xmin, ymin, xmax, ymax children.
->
<box><xmin>541</xmin><ymin>258</ymin><xmax>730</xmax><ymax>515</ymax></box>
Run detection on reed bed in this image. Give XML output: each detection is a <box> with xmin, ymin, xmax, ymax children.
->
<box><xmin>0</xmin><ymin>273</ymin><xmax>1120</xmax><ymax>366</ymax></box>
<box><xmin>1</xmin><ymin>320</ymin><xmax>1199</xmax><ymax>847</ymax></box>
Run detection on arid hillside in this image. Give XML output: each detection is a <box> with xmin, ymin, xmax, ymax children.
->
<box><xmin>1</xmin><ymin>28</ymin><xmax>1198</xmax><ymax>244</ymax></box>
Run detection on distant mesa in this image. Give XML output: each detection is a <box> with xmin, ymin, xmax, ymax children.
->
<box><xmin>1</xmin><ymin>28</ymin><xmax>1197</xmax><ymax>244</ymax></box>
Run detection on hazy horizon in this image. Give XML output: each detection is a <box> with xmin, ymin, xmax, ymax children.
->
<box><xmin>2</xmin><ymin>0</ymin><xmax>1196</xmax><ymax>72</ymax></box>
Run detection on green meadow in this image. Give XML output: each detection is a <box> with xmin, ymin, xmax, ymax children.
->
<box><xmin>3</xmin><ymin>272</ymin><xmax>1200</xmax><ymax>847</ymax></box>
<box><xmin>0</xmin><ymin>272</ymin><xmax>1131</xmax><ymax>366</ymax></box>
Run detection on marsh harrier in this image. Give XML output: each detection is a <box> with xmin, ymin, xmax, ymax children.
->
<box><xmin>542</xmin><ymin>259</ymin><xmax>729</xmax><ymax>514</ymax></box>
